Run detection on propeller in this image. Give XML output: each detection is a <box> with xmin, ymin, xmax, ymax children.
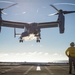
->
<box><xmin>1</xmin><ymin>11</ymin><xmax>7</xmax><ymax>15</ymax></box>
<box><xmin>48</xmin><ymin>12</ymin><xmax>57</xmax><ymax>16</ymax></box>
<box><xmin>50</xmin><ymin>4</ymin><xmax>59</xmax><ymax>12</ymax></box>
<box><xmin>0</xmin><ymin>3</ymin><xmax>17</xmax><ymax>14</ymax></box>
<box><xmin>2</xmin><ymin>3</ymin><xmax>17</xmax><ymax>10</ymax></box>
<box><xmin>49</xmin><ymin>4</ymin><xmax>75</xmax><ymax>16</ymax></box>
<box><xmin>60</xmin><ymin>11</ymin><xmax>75</xmax><ymax>14</ymax></box>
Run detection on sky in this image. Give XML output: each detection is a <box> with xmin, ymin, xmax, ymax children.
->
<box><xmin>0</xmin><ymin>0</ymin><xmax>75</xmax><ymax>62</ymax></box>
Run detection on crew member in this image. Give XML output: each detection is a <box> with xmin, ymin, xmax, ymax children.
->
<box><xmin>65</xmin><ymin>42</ymin><xmax>75</xmax><ymax>74</ymax></box>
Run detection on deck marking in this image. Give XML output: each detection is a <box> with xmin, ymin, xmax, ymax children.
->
<box><xmin>44</xmin><ymin>66</ymin><xmax>54</xmax><ymax>75</ymax></box>
<box><xmin>23</xmin><ymin>66</ymin><xmax>34</xmax><ymax>75</ymax></box>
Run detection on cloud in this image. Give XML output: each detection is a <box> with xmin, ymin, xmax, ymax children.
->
<box><xmin>0</xmin><ymin>52</ymin><xmax>67</xmax><ymax>62</ymax></box>
<box><xmin>0</xmin><ymin>53</ymin><xmax>8</xmax><ymax>57</ymax></box>
<box><xmin>53</xmin><ymin>53</ymin><xmax>59</xmax><ymax>56</ymax></box>
<box><xmin>44</xmin><ymin>53</ymin><xmax>49</xmax><ymax>55</ymax></box>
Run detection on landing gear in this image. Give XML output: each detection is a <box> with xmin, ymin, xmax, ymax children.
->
<box><xmin>36</xmin><ymin>34</ymin><xmax>41</xmax><ymax>43</ymax></box>
<box><xmin>19</xmin><ymin>39</ymin><xmax>23</xmax><ymax>42</ymax></box>
<box><xmin>36</xmin><ymin>39</ymin><xmax>40</xmax><ymax>42</ymax></box>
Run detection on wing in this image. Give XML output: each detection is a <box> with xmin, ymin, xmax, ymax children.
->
<box><xmin>1</xmin><ymin>20</ymin><xmax>29</xmax><ymax>29</ymax></box>
<box><xmin>38</xmin><ymin>21</ymin><xmax>59</xmax><ymax>28</ymax></box>
<box><xmin>1</xmin><ymin>20</ymin><xmax>59</xmax><ymax>29</ymax></box>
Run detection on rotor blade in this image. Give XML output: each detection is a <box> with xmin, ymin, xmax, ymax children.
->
<box><xmin>48</xmin><ymin>12</ymin><xmax>57</xmax><ymax>16</ymax></box>
<box><xmin>3</xmin><ymin>3</ymin><xmax>17</xmax><ymax>10</ymax></box>
<box><xmin>63</xmin><ymin>11</ymin><xmax>75</xmax><ymax>14</ymax></box>
<box><xmin>1</xmin><ymin>11</ymin><xmax>7</xmax><ymax>15</ymax></box>
<box><xmin>50</xmin><ymin>4</ymin><xmax>59</xmax><ymax>12</ymax></box>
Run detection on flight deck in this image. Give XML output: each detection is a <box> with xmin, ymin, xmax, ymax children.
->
<box><xmin>0</xmin><ymin>63</ymin><xmax>74</xmax><ymax>75</ymax></box>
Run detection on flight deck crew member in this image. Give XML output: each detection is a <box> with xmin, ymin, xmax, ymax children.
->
<box><xmin>65</xmin><ymin>42</ymin><xmax>75</xmax><ymax>74</ymax></box>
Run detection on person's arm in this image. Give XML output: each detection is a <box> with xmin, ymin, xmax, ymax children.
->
<box><xmin>65</xmin><ymin>48</ymin><xmax>69</xmax><ymax>57</ymax></box>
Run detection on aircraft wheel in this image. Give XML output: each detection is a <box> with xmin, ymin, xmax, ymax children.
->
<box><xmin>19</xmin><ymin>40</ymin><xmax>23</xmax><ymax>42</ymax></box>
<box><xmin>36</xmin><ymin>39</ymin><xmax>40</xmax><ymax>42</ymax></box>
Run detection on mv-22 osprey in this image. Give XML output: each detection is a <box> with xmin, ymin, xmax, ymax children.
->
<box><xmin>0</xmin><ymin>4</ymin><xmax>75</xmax><ymax>42</ymax></box>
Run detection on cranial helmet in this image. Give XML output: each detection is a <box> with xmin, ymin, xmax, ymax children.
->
<box><xmin>70</xmin><ymin>42</ymin><xmax>74</xmax><ymax>46</ymax></box>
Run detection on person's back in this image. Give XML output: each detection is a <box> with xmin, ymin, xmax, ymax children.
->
<box><xmin>66</xmin><ymin>46</ymin><xmax>75</xmax><ymax>57</ymax></box>
<box><xmin>65</xmin><ymin>42</ymin><xmax>75</xmax><ymax>74</ymax></box>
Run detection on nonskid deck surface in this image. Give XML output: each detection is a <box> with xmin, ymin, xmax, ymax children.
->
<box><xmin>0</xmin><ymin>64</ymin><xmax>74</xmax><ymax>75</ymax></box>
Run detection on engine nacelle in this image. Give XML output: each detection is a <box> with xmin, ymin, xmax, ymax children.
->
<box><xmin>58</xmin><ymin>13</ymin><xmax>65</xmax><ymax>34</ymax></box>
<box><xmin>59</xmin><ymin>20</ymin><xmax>65</xmax><ymax>33</ymax></box>
<box><xmin>0</xmin><ymin>20</ymin><xmax>2</xmax><ymax>32</ymax></box>
<box><xmin>0</xmin><ymin>26</ymin><xmax>1</xmax><ymax>32</ymax></box>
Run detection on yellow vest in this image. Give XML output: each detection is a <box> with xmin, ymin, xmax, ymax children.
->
<box><xmin>65</xmin><ymin>47</ymin><xmax>75</xmax><ymax>57</ymax></box>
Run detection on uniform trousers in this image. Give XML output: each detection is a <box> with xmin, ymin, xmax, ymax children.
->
<box><xmin>69</xmin><ymin>56</ymin><xmax>75</xmax><ymax>73</ymax></box>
